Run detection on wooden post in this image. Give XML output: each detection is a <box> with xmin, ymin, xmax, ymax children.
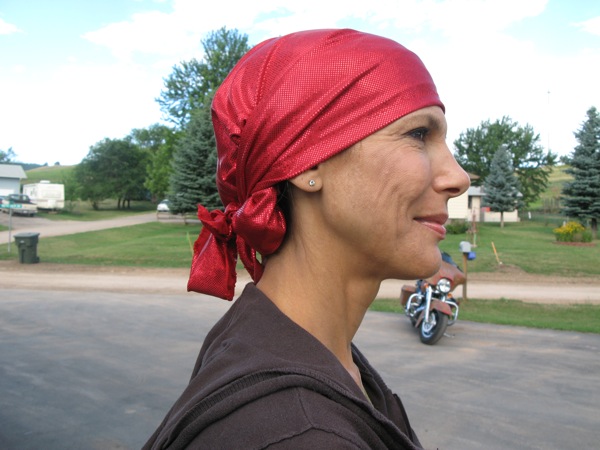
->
<box><xmin>462</xmin><ymin>252</ymin><xmax>468</xmax><ymax>301</ymax></box>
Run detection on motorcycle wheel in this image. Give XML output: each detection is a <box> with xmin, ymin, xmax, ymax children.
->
<box><xmin>419</xmin><ymin>310</ymin><xmax>448</xmax><ymax>345</ymax></box>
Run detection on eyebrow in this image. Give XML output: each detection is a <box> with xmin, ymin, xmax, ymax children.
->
<box><xmin>400</xmin><ymin>110</ymin><xmax>446</xmax><ymax>134</ymax></box>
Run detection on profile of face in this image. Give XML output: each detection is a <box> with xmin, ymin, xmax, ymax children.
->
<box><xmin>304</xmin><ymin>106</ymin><xmax>470</xmax><ymax>281</ymax></box>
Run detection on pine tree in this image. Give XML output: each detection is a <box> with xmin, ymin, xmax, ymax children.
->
<box><xmin>561</xmin><ymin>106</ymin><xmax>600</xmax><ymax>238</ymax></box>
<box><xmin>484</xmin><ymin>145</ymin><xmax>523</xmax><ymax>228</ymax></box>
<box><xmin>168</xmin><ymin>99</ymin><xmax>220</xmax><ymax>216</ymax></box>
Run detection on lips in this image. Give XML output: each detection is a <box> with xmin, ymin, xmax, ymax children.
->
<box><xmin>415</xmin><ymin>214</ymin><xmax>448</xmax><ymax>239</ymax></box>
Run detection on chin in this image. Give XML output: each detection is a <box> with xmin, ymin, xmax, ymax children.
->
<box><xmin>405</xmin><ymin>252</ymin><xmax>442</xmax><ymax>280</ymax></box>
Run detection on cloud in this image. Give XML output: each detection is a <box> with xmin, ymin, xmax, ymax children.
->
<box><xmin>81</xmin><ymin>0</ymin><xmax>275</xmax><ymax>63</ymax></box>
<box><xmin>0</xmin><ymin>59</ymin><xmax>165</xmax><ymax>164</ymax></box>
<box><xmin>574</xmin><ymin>16</ymin><xmax>600</xmax><ymax>37</ymax></box>
<box><xmin>0</xmin><ymin>17</ymin><xmax>21</xmax><ymax>35</ymax></box>
<box><xmin>15</xmin><ymin>0</ymin><xmax>553</xmax><ymax>72</ymax></box>
<box><xmin>82</xmin><ymin>10</ymin><xmax>201</xmax><ymax>62</ymax></box>
<box><xmin>80</xmin><ymin>0</ymin><xmax>550</xmax><ymax>63</ymax></box>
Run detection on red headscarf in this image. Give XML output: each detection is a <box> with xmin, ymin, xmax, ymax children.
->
<box><xmin>188</xmin><ymin>28</ymin><xmax>444</xmax><ymax>300</ymax></box>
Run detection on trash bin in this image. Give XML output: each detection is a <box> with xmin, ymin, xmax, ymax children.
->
<box><xmin>14</xmin><ymin>232</ymin><xmax>40</xmax><ymax>264</ymax></box>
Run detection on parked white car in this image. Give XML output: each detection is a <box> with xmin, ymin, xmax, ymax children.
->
<box><xmin>157</xmin><ymin>199</ymin><xmax>171</xmax><ymax>213</ymax></box>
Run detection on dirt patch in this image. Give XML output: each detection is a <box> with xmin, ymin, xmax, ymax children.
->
<box><xmin>468</xmin><ymin>269</ymin><xmax>600</xmax><ymax>285</ymax></box>
<box><xmin>553</xmin><ymin>241</ymin><xmax>596</xmax><ymax>247</ymax></box>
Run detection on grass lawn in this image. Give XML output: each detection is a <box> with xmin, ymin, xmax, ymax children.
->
<box><xmin>3</xmin><ymin>221</ymin><xmax>201</xmax><ymax>268</ymax></box>
<box><xmin>439</xmin><ymin>220</ymin><xmax>599</xmax><ymax>277</ymax></box>
<box><xmin>3</xmin><ymin>219</ymin><xmax>596</xmax><ymax>275</ymax></box>
<box><xmin>370</xmin><ymin>298</ymin><xmax>600</xmax><ymax>334</ymax></box>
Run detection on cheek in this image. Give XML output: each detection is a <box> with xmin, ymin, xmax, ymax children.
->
<box><xmin>389</xmin><ymin>160</ymin><xmax>433</xmax><ymax>211</ymax></box>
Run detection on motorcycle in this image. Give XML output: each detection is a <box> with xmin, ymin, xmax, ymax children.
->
<box><xmin>399</xmin><ymin>252</ymin><xmax>466</xmax><ymax>345</ymax></box>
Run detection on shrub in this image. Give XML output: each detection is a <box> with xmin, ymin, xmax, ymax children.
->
<box><xmin>553</xmin><ymin>221</ymin><xmax>589</xmax><ymax>242</ymax></box>
<box><xmin>446</xmin><ymin>219</ymin><xmax>470</xmax><ymax>235</ymax></box>
<box><xmin>581</xmin><ymin>229</ymin><xmax>593</xmax><ymax>243</ymax></box>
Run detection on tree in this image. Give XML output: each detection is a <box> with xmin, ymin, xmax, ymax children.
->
<box><xmin>61</xmin><ymin>169</ymin><xmax>80</xmax><ymax>212</ymax></box>
<box><xmin>74</xmin><ymin>154</ymin><xmax>108</xmax><ymax>210</ymax></box>
<box><xmin>75</xmin><ymin>138</ymin><xmax>148</xmax><ymax>209</ymax></box>
<box><xmin>129</xmin><ymin>123</ymin><xmax>174</xmax><ymax>152</ymax></box>
<box><xmin>168</xmin><ymin>99</ymin><xmax>220</xmax><ymax>215</ymax></box>
<box><xmin>157</xmin><ymin>27</ymin><xmax>251</xmax><ymax>128</ymax></box>
<box><xmin>143</xmin><ymin>132</ymin><xmax>180</xmax><ymax>202</ymax></box>
<box><xmin>129</xmin><ymin>124</ymin><xmax>180</xmax><ymax>201</ymax></box>
<box><xmin>454</xmin><ymin>117</ymin><xmax>556</xmax><ymax>207</ymax></box>
<box><xmin>483</xmin><ymin>145</ymin><xmax>523</xmax><ymax>228</ymax></box>
<box><xmin>561</xmin><ymin>106</ymin><xmax>600</xmax><ymax>238</ymax></box>
<box><xmin>0</xmin><ymin>147</ymin><xmax>16</xmax><ymax>163</ymax></box>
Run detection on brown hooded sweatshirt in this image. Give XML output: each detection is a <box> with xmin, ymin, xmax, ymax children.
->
<box><xmin>143</xmin><ymin>283</ymin><xmax>422</xmax><ymax>449</ymax></box>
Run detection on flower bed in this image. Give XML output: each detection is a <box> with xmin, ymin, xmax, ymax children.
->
<box><xmin>553</xmin><ymin>221</ymin><xmax>593</xmax><ymax>243</ymax></box>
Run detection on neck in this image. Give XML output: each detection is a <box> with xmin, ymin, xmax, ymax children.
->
<box><xmin>256</xmin><ymin>240</ymin><xmax>381</xmax><ymax>375</ymax></box>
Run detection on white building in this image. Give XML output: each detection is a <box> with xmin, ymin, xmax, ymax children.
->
<box><xmin>448</xmin><ymin>176</ymin><xmax>520</xmax><ymax>223</ymax></box>
<box><xmin>0</xmin><ymin>164</ymin><xmax>27</xmax><ymax>197</ymax></box>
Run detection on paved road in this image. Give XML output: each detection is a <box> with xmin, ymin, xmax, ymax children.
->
<box><xmin>1</xmin><ymin>287</ymin><xmax>598</xmax><ymax>450</ymax></box>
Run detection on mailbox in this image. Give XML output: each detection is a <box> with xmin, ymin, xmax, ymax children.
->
<box><xmin>459</xmin><ymin>241</ymin><xmax>472</xmax><ymax>253</ymax></box>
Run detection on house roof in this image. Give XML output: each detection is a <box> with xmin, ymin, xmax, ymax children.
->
<box><xmin>467</xmin><ymin>185</ymin><xmax>522</xmax><ymax>197</ymax></box>
<box><xmin>0</xmin><ymin>164</ymin><xmax>27</xmax><ymax>180</ymax></box>
<box><xmin>468</xmin><ymin>186</ymin><xmax>484</xmax><ymax>196</ymax></box>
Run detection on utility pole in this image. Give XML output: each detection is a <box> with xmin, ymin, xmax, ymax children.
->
<box><xmin>547</xmin><ymin>90</ymin><xmax>551</xmax><ymax>152</ymax></box>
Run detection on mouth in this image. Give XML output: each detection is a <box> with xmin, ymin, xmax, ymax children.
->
<box><xmin>414</xmin><ymin>214</ymin><xmax>448</xmax><ymax>239</ymax></box>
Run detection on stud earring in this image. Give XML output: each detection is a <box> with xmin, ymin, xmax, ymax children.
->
<box><xmin>308</xmin><ymin>179</ymin><xmax>316</xmax><ymax>187</ymax></box>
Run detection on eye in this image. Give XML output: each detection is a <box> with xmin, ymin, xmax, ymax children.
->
<box><xmin>408</xmin><ymin>127</ymin><xmax>429</xmax><ymax>141</ymax></box>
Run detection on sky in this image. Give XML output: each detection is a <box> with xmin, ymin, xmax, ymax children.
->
<box><xmin>1</xmin><ymin>0</ymin><xmax>599</xmax><ymax>166</ymax></box>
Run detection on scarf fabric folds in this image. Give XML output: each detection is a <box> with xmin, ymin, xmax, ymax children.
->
<box><xmin>187</xmin><ymin>28</ymin><xmax>444</xmax><ymax>300</ymax></box>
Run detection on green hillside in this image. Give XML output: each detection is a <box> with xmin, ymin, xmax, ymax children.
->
<box><xmin>529</xmin><ymin>164</ymin><xmax>572</xmax><ymax>211</ymax></box>
<box><xmin>543</xmin><ymin>164</ymin><xmax>572</xmax><ymax>195</ymax></box>
<box><xmin>22</xmin><ymin>165</ymin><xmax>76</xmax><ymax>185</ymax></box>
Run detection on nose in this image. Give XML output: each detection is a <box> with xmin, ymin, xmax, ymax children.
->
<box><xmin>433</xmin><ymin>144</ymin><xmax>471</xmax><ymax>198</ymax></box>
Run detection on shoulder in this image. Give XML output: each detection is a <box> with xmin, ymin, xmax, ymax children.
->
<box><xmin>185</xmin><ymin>386</ymin><xmax>392</xmax><ymax>449</ymax></box>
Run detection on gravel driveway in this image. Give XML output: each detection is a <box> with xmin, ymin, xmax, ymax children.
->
<box><xmin>0</xmin><ymin>211</ymin><xmax>161</xmax><ymax>240</ymax></box>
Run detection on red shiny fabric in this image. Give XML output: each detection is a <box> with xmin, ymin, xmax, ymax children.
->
<box><xmin>188</xmin><ymin>28</ymin><xmax>444</xmax><ymax>300</ymax></box>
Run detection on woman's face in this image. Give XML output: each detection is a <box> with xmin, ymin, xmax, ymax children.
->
<box><xmin>317</xmin><ymin>106</ymin><xmax>470</xmax><ymax>281</ymax></box>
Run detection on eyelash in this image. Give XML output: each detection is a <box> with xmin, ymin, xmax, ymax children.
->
<box><xmin>408</xmin><ymin>127</ymin><xmax>429</xmax><ymax>141</ymax></box>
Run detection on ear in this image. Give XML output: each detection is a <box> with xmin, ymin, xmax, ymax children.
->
<box><xmin>288</xmin><ymin>167</ymin><xmax>322</xmax><ymax>192</ymax></box>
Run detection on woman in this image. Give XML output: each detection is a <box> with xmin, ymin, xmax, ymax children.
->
<box><xmin>145</xmin><ymin>29</ymin><xmax>469</xmax><ymax>449</ymax></box>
